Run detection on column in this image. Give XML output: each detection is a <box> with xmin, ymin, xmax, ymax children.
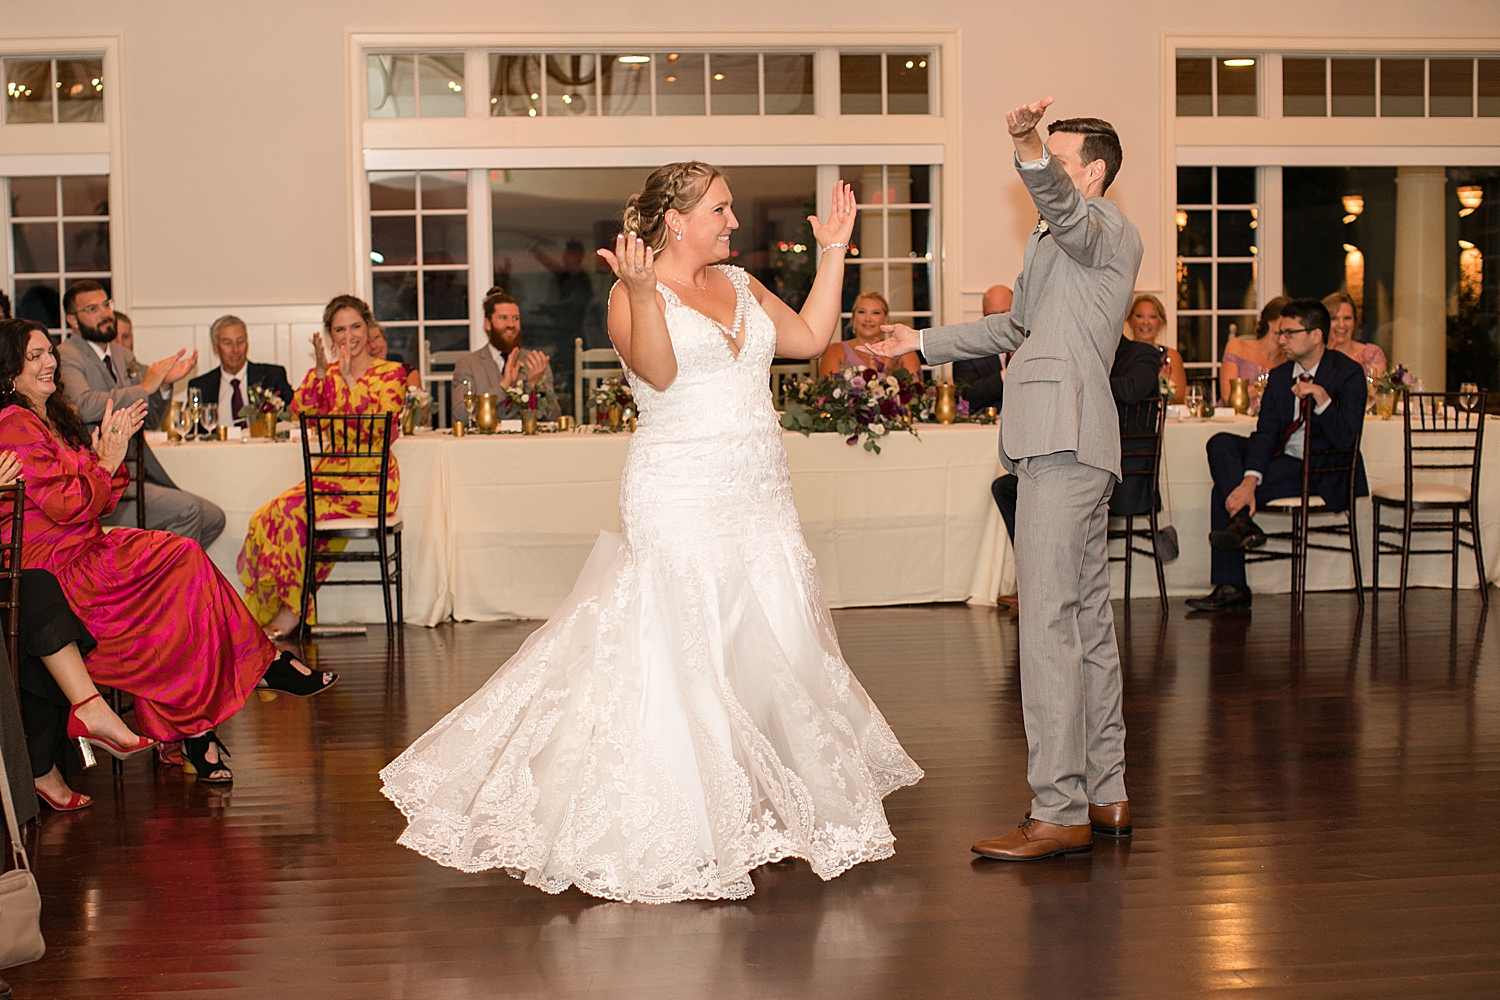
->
<box><xmin>1392</xmin><ymin>166</ymin><xmax>1448</xmax><ymax>389</ymax></box>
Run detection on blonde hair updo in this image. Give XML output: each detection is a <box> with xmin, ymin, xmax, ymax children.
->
<box><xmin>621</xmin><ymin>161</ymin><xmax>726</xmax><ymax>253</ymax></box>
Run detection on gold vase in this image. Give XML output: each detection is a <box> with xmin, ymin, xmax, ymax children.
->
<box><xmin>166</xmin><ymin>401</ymin><xmax>183</xmax><ymax>441</ymax></box>
<box><xmin>250</xmin><ymin>413</ymin><xmax>277</xmax><ymax>438</ymax></box>
<box><xmin>1228</xmin><ymin>378</ymin><xmax>1250</xmax><ymax>415</ymax></box>
<box><xmin>521</xmin><ymin>415</ymin><xmax>538</xmax><ymax>436</ymax></box>
<box><xmin>400</xmin><ymin>408</ymin><xmax>416</xmax><ymax>436</ymax></box>
<box><xmin>1374</xmin><ymin>390</ymin><xmax>1395</xmax><ymax>420</ymax></box>
<box><xmin>934</xmin><ymin>383</ymin><xmax>958</xmax><ymax>424</ymax></box>
<box><xmin>474</xmin><ymin>393</ymin><xmax>500</xmax><ymax>433</ymax></box>
<box><xmin>608</xmin><ymin>404</ymin><xmax>624</xmax><ymax>432</ymax></box>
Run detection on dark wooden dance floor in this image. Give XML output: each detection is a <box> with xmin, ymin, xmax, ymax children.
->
<box><xmin>8</xmin><ymin>591</ymin><xmax>1500</xmax><ymax>998</ymax></box>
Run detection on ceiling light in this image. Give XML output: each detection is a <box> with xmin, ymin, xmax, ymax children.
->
<box><xmin>713</xmin><ymin>73</ymin><xmax>724</xmax><ymax>81</ymax></box>
<box><xmin>668</xmin><ymin>53</ymin><xmax>679</xmax><ymax>62</ymax></box>
<box><xmin>905</xmin><ymin>61</ymin><xmax>914</xmax><ymax>69</ymax></box>
<box><xmin>1341</xmin><ymin>194</ymin><xmax>1364</xmax><ymax>218</ymax></box>
<box><xmin>1457</xmin><ymin>184</ymin><xmax>1483</xmax><ymax>217</ymax></box>
<box><xmin>1175</xmin><ymin>210</ymin><xmax>1188</xmax><ymax>230</ymax></box>
<box><xmin>490</xmin><ymin>97</ymin><xmax>498</xmax><ymax>104</ymax></box>
<box><xmin>919</xmin><ymin>60</ymin><xmax>927</xmax><ymax>68</ymax></box>
<box><xmin>665</xmin><ymin>75</ymin><xmax>677</xmax><ymax>83</ymax></box>
<box><xmin>562</xmin><ymin>94</ymin><xmax>572</xmax><ymax>104</ymax></box>
<box><xmin>617</xmin><ymin>55</ymin><xmax>650</xmax><ymax>64</ymax></box>
<box><xmin>448</xmin><ymin>81</ymin><xmax>462</xmax><ymax>92</ymax></box>
<box><xmin>370</xmin><ymin>251</ymin><xmax>385</xmax><ymax>264</ymax></box>
<box><xmin>530</xmin><ymin>92</ymin><xmax>539</xmax><ymax>100</ymax></box>
<box><xmin>1223</xmin><ymin>58</ymin><xmax>1255</xmax><ymax>68</ymax></box>
<box><xmin>527</xmin><ymin>108</ymin><xmax>537</xmax><ymax>117</ymax></box>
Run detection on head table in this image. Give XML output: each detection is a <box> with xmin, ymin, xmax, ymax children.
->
<box><xmin>152</xmin><ymin>414</ymin><xmax>1497</xmax><ymax>625</ymax></box>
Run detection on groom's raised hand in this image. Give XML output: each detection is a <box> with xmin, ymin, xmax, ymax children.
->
<box><xmin>1006</xmin><ymin>96</ymin><xmax>1053</xmax><ymax>161</ymax></box>
<box><xmin>866</xmin><ymin>323</ymin><xmax>921</xmax><ymax>359</ymax></box>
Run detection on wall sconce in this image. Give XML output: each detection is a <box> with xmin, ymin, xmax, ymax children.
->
<box><xmin>1341</xmin><ymin>195</ymin><xmax>1364</xmax><ymax>225</ymax></box>
<box><xmin>1457</xmin><ymin>185</ymin><xmax>1483</xmax><ymax>217</ymax></box>
<box><xmin>1175</xmin><ymin>210</ymin><xmax>1188</xmax><ymax>231</ymax></box>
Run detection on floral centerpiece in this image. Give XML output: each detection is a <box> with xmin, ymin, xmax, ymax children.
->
<box><xmin>504</xmin><ymin>379</ymin><xmax>557</xmax><ymax>432</ymax></box>
<box><xmin>1374</xmin><ymin>365</ymin><xmax>1419</xmax><ymax>394</ymax></box>
<box><xmin>402</xmin><ymin>385</ymin><xmax>432</xmax><ymax>433</ymax></box>
<box><xmin>238</xmin><ymin>384</ymin><xmax>288</xmax><ymax>436</ymax></box>
<box><xmin>589</xmin><ymin>378</ymin><xmax>634</xmax><ymax>429</ymax></box>
<box><xmin>779</xmin><ymin>365</ymin><xmax>922</xmax><ymax>454</ymax></box>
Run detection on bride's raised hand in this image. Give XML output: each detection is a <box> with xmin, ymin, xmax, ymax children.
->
<box><xmin>809</xmin><ymin>180</ymin><xmax>857</xmax><ymax>251</ymax></box>
<box><xmin>595</xmin><ymin>231</ymin><xmax>657</xmax><ymax>297</ymax></box>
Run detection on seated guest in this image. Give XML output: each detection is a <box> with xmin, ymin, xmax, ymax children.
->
<box><xmin>819</xmin><ymin>291</ymin><xmax>922</xmax><ymax>382</ymax></box>
<box><xmin>451</xmin><ymin>290</ymin><xmax>561</xmax><ymax>420</ymax></box>
<box><xmin>239</xmin><ymin>295</ymin><xmax>407</xmax><ymax>639</ymax></box>
<box><xmin>1126</xmin><ymin>293</ymin><xmax>1187</xmax><ymax>404</ymax></box>
<box><xmin>112</xmin><ymin>309</ymin><xmax>133</xmax><ymax>353</ymax></box>
<box><xmin>1186</xmin><ymin>298</ymin><xmax>1369</xmax><ymax>611</ymax></box>
<box><xmin>0</xmin><ymin>319</ymin><xmax>336</xmax><ymax>784</ymax></box>
<box><xmin>56</xmin><ymin>280</ymin><xmax>226</xmax><ymax>548</ymax></box>
<box><xmin>1323</xmin><ymin>292</ymin><xmax>1386</xmax><ymax>398</ymax></box>
<box><xmin>187</xmin><ymin>314</ymin><xmax>294</xmax><ymax>429</ymax></box>
<box><xmin>1219</xmin><ymin>296</ymin><xmax>1288</xmax><ymax>407</ymax></box>
<box><xmin>952</xmin><ymin>284</ymin><xmax>1011</xmax><ymax>411</ymax></box>
<box><xmin>991</xmin><ymin>332</ymin><xmax>1163</xmax><ymax>543</ymax></box>
<box><xmin>366</xmin><ymin>323</ymin><xmax>424</xmax><ymax>390</ymax></box>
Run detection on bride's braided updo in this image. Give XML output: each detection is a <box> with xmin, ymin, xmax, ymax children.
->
<box><xmin>621</xmin><ymin>161</ymin><xmax>726</xmax><ymax>253</ymax></box>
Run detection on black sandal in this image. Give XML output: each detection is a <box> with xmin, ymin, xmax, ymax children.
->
<box><xmin>182</xmin><ymin>732</ymin><xmax>233</xmax><ymax>784</ymax></box>
<box><xmin>260</xmin><ymin>650</ymin><xmax>338</xmax><ymax>697</ymax></box>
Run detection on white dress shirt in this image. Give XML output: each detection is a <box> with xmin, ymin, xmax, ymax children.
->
<box><xmin>219</xmin><ymin>366</ymin><xmax>249</xmax><ymax>427</ymax></box>
<box><xmin>1282</xmin><ymin>360</ymin><xmax>1332</xmax><ymax>462</ymax></box>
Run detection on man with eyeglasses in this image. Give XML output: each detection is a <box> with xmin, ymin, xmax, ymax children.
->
<box><xmin>1187</xmin><ymin>297</ymin><xmax>1369</xmax><ymax>611</ymax></box>
<box><xmin>56</xmin><ymin>280</ymin><xmax>226</xmax><ymax>548</ymax></box>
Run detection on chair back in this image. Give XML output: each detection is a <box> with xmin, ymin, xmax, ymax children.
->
<box><xmin>769</xmin><ymin>360</ymin><xmax>816</xmax><ymax>407</ymax></box>
<box><xmin>1298</xmin><ymin>395</ymin><xmax>1365</xmax><ymax>509</ymax></box>
<box><xmin>0</xmin><ymin>481</ymin><xmax>23</xmax><ymax>684</ymax></box>
<box><xmin>574</xmin><ymin>337</ymin><xmax>624</xmax><ymax>423</ymax></box>
<box><xmin>299</xmin><ymin>413</ymin><xmax>395</xmax><ymax>528</ymax></box>
<box><xmin>1402</xmin><ymin>390</ymin><xmax>1487</xmax><ymax>501</ymax></box>
<box><xmin>1114</xmin><ymin>396</ymin><xmax>1166</xmax><ymax>516</ymax></box>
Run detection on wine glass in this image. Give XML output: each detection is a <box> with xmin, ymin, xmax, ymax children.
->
<box><xmin>457</xmin><ymin>377</ymin><xmax>476</xmax><ymax>429</ymax></box>
<box><xmin>199</xmin><ymin>405</ymin><xmax>219</xmax><ymax>440</ymax></box>
<box><xmin>1460</xmin><ymin>382</ymin><xmax>1480</xmax><ymax>414</ymax></box>
<box><xmin>170</xmin><ymin>402</ymin><xmax>193</xmax><ymax>443</ymax></box>
<box><xmin>1184</xmin><ymin>385</ymin><xmax>1204</xmax><ymax>419</ymax></box>
<box><xmin>184</xmin><ymin>387</ymin><xmax>203</xmax><ymax>440</ymax></box>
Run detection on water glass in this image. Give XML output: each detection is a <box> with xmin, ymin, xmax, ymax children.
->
<box><xmin>199</xmin><ymin>405</ymin><xmax>219</xmax><ymax>439</ymax></box>
<box><xmin>1184</xmin><ymin>386</ymin><xmax>1204</xmax><ymax>419</ymax></box>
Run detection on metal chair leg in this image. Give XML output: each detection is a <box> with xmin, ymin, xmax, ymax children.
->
<box><xmin>1148</xmin><ymin>508</ymin><xmax>1167</xmax><ymax>614</ymax></box>
<box><xmin>1122</xmin><ymin>514</ymin><xmax>1133</xmax><ymax>603</ymax></box>
<box><xmin>1348</xmin><ymin>507</ymin><xmax>1364</xmax><ymax>607</ymax></box>
<box><xmin>1472</xmin><ymin>499</ymin><xmax>1489</xmax><ymax>605</ymax></box>
<box><xmin>376</xmin><ymin>523</ymin><xmax>393</xmax><ymax>636</ymax></box>
<box><xmin>1399</xmin><ymin>504</ymin><xmax>1414</xmax><ymax>607</ymax></box>
<box><xmin>394</xmin><ymin>529</ymin><xmax>404</xmax><ymax>626</ymax></box>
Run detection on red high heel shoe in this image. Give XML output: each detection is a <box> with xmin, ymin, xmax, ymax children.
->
<box><xmin>36</xmin><ymin>786</ymin><xmax>92</xmax><ymax>812</ymax></box>
<box><xmin>67</xmin><ymin>694</ymin><xmax>158</xmax><ymax>769</ymax></box>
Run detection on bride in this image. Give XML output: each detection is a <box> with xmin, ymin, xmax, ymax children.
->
<box><xmin>381</xmin><ymin>162</ymin><xmax>922</xmax><ymax>903</ymax></box>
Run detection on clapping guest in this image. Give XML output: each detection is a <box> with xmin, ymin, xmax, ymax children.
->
<box><xmin>1219</xmin><ymin>296</ymin><xmax>1288</xmax><ymax>406</ymax></box>
<box><xmin>238</xmin><ymin>295</ymin><xmax>407</xmax><ymax>639</ymax></box>
<box><xmin>952</xmin><ymin>284</ymin><xmax>1011</xmax><ymax>411</ymax></box>
<box><xmin>818</xmin><ymin>291</ymin><xmax>922</xmax><ymax>381</ymax></box>
<box><xmin>0</xmin><ymin>319</ymin><xmax>336</xmax><ymax>784</ymax></box>
<box><xmin>186</xmin><ymin>315</ymin><xmax>294</xmax><ymax>429</ymax></box>
<box><xmin>1126</xmin><ymin>294</ymin><xmax>1187</xmax><ymax>404</ymax></box>
<box><xmin>451</xmin><ymin>290</ymin><xmax>561</xmax><ymax>420</ymax></box>
<box><xmin>365</xmin><ymin>323</ymin><xmax>424</xmax><ymax>390</ymax></box>
<box><xmin>1322</xmin><ymin>292</ymin><xmax>1386</xmax><ymax>395</ymax></box>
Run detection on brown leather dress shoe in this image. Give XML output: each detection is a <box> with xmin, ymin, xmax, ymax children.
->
<box><xmin>971</xmin><ymin>818</ymin><xmax>1092</xmax><ymax>861</ymax></box>
<box><xmin>1088</xmin><ymin>801</ymin><xmax>1132</xmax><ymax>838</ymax></box>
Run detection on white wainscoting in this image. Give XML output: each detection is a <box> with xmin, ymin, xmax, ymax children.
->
<box><xmin>125</xmin><ymin>304</ymin><xmax>326</xmax><ymax>400</ymax></box>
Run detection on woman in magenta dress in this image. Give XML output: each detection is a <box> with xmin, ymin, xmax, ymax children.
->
<box><xmin>0</xmin><ymin>319</ymin><xmax>336</xmax><ymax>783</ymax></box>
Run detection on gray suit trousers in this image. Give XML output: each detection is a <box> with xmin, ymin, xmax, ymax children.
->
<box><xmin>1013</xmin><ymin>452</ymin><xmax>1127</xmax><ymax>825</ymax></box>
<box><xmin>101</xmin><ymin>482</ymin><xmax>226</xmax><ymax>550</ymax></box>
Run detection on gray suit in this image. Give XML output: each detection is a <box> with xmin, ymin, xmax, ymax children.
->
<box><xmin>56</xmin><ymin>336</ymin><xmax>226</xmax><ymax>548</ymax></box>
<box><xmin>451</xmin><ymin>344</ymin><xmax>561</xmax><ymax>421</ymax></box>
<box><xmin>921</xmin><ymin>151</ymin><xmax>1143</xmax><ymax>827</ymax></box>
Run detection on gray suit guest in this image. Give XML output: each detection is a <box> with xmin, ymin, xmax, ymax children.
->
<box><xmin>874</xmin><ymin>101</ymin><xmax>1143</xmax><ymax>862</ymax></box>
<box><xmin>451</xmin><ymin>288</ymin><xmax>562</xmax><ymax>422</ymax></box>
<box><xmin>55</xmin><ymin>282</ymin><xmax>225</xmax><ymax>547</ymax></box>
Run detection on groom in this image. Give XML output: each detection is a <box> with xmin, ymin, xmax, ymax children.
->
<box><xmin>872</xmin><ymin>98</ymin><xmax>1143</xmax><ymax>860</ymax></box>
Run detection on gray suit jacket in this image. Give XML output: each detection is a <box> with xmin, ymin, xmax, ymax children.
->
<box><xmin>921</xmin><ymin>152</ymin><xmax>1143</xmax><ymax>480</ymax></box>
<box><xmin>451</xmin><ymin>345</ymin><xmax>562</xmax><ymax>421</ymax></box>
<box><xmin>56</xmin><ymin>335</ymin><xmax>178</xmax><ymax>487</ymax></box>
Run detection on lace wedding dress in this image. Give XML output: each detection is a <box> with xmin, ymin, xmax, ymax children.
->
<box><xmin>381</xmin><ymin>265</ymin><xmax>923</xmax><ymax>903</ymax></box>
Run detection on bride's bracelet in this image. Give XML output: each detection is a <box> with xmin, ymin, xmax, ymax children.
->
<box><xmin>820</xmin><ymin>242</ymin><xmax>851</xmax><ymax>252</ymax></box>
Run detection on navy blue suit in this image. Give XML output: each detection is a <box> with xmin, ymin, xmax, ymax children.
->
<box><xmin>188</xmin><ymin>362</ymin><xmax>294</xmax><ymax>421</ymax></box>
<box><xmin>1206</xmin><ymin>347</ymin><xmax>1369</xmax><ymax>586</ymax></box>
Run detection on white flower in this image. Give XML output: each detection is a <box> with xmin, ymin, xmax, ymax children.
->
<box><xmin>832</xmin><ymin>388</ymin><xmax>843</xmax><ymax>398</ymax></box>
<box><xmin>871</xmin><ymin>423</ymin><xmax>885</xmax><ymax>434</ymax></box>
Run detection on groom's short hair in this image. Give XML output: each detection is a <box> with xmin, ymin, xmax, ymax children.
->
<box><xmin>1047</xmin><ymin>117</ymin><xmax>1123</xmax><ymax>193</ymax></box>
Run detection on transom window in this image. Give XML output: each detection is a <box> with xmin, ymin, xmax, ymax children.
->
<box><xmin>367</xmin><ymin>53</ymin><xmax>467</xmax><ymax>118</ymax></box>
<box><xmin>1175</xmin><ymin>56</ymin><xmax>1259</xmax><ymax>117</ymax></box>
<box><xmin>3</xmin><ymin>57</ymin><xmax>104</xmax><ymax>124</ymax></box>
<box><xmin>839</xmin><ymin>53</ymin><xmax>932</xmax><ymax>115</ymax></box>
<box><xmin>1283</xmin><ymin>56</ymin><xmax>1500</xmax><ymax>118</ymax></box>
<box><xmin>5</xmin><ymin>175</ymin><xmax>111</xmax><ymax>332</ymax></box>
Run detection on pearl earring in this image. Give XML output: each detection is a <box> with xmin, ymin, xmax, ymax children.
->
<box><xmin>674</xmin><ymin>230</ymin><xmax>682</xmax><ymax>241</ymax></box>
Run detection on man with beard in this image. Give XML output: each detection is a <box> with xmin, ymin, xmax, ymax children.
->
<box><xmin>56</xmin><ymin>281</ymin><xmax>225</xmax><ymax>547</ymax></box>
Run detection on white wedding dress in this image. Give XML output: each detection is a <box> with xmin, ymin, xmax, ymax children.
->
<box><xmin>380</xmin><ymin>265</ymin><xmax>923</xmax><ymax>903</ymax></box>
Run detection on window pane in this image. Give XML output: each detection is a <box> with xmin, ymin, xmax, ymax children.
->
<box><xmin>1283</xmin><ymin>58</ymin><xmax>1327</xmax><ymax>117</ymax></box>
<box><xmin>369</xmin><ymin>172</ymin><xmax>416</xmax><ymax>211</ymax></box>
<box><xmin>11</xmin><ymin>222</ymin><xmax>58</xmax><ymax>273</ymax></box>
<box><xmin>1217</xmin><ymin>167</ymin><xmax>1256</xmax><ymax>205</ymax></box>
<box><xmin>56</xmin><ymin>59</ymin><xmax>103</xmax><ymax>123</ymax></box>
<box><xmin>61</xmin><ymin>176</ymin><xmax>108</xmax><ymax>216</ymax></box>
<box><xmin>373</xmin><ymin>271</ymin><xmax>418</xmax><ymax>322</ymax></box>
<box><xmin>367</xmin><ymin>55</ymin><xmax>415</xmax><ymax>118</ymax></box>
<box><xmin>884</xmin><ymin>262</ymin><xmax>931</xmax><ymax>314</ymax></box>
<box><xmin>422</xmin><ymin>215</ymin><xmax>468</xmax><ymax>265</ymax></box>
<box><xmin>1177</xmin><ymin>166</ymin><xmax>1212</xmax><ymax>205</ymax></box>
<box><xmin>424</xmin><ymin>324</ymin><xmax>470</xmax><ymax>358</ymax></box>
<box><xmin>1216</xmin><ymin>58</ymin><xmax>1257</xmax><ymax>116</ymax></box>
<box><xmin>370</xmin><ymin>216</ymin><xmax>417</xmax><ymax>266</ymax></box>
<box><xmin>1218</xmin><ymin>314</ymin><xmax>1258</xmax><ymax>353</ymax></box>
<box><xmin>708</xmin><ymin>54</ymin><xmax>758</xmax><ymax>115</ymax></box>
<box><xmin>841</xmin><ymin>164</ymin><xmax>877</xmax><ymax>204</ymax></box>
<box><xmin>840</xmin><ymin>54</ymin><xmax>882</xmax><ymax>115</ymax></box>
<box><xmin>1177</xmin><ymin>210</ymin><xmax>1212</xmax><ymax>257</ymax></box>
<box><xmin>13</xmin><ymin>278</ymin><xmax>60</xmax><ymax>328</ymax></box>
<box><xmin>546</xmin><ymin>55</ymin><xmax>596</xmax><ymax>116</ymax></box>
<box><xmin>490</xmin><ymin>54</ymin><xmax>541</xmax><ymax>117</ymax></box>
<box><xmin>423</xmin><ymin>270</ymin><xmax>469</xmax><ymax>320</ymax></box>
<box><xmin>420</xmin><ymin>171</ymin><xmax>467</xmax><ymax>210</ymax></box>
<box><xmin>1217</xmin><ymin>262</ymin><xmax>1256</xmax><ymax>313</ymax></box>
<box><xmin>763</xmin><ymin>54</ymin><xmax>814</xmax><ymax>115</ymax></box>
<box><xmin>5</xmin><ymin>60</ymin><xmax>52</xmax><ymax>123</ymax></box>
<box><xmin>1379</xmin><ymin>58</ymin><xmax>1424</xmax><ymax>117</ymax></box>
<box><xmin>381</xmin><ymin>324</ymin><xmax>419</xmax><ymax>369</ymax></box>
<box><xmin>63</xmin><ymin>221</ymin><xmax>109</xmax><ymax>272</ymax></box>
<box><xmin>1175</xmin><ymin>58</ymin><xmax>1211</xmax><ymax>116</ymax></box>
<box><xmin>1217</xmin><ymin>210</ymin><xmax>1256</xmax><ymax>257</ymax></box>
<box><xmin>9</xmin><ymin>176</ymin><xmax>57</xmax><ymax>217</ymax></box>
<box><xmin>1177</xmin><ymin>314</ymin><xmax>1212</xmax><ymax>364</ymax></box>
<box><xmin>655</xmin><ymin>52</ymin><xmax>704</xmax><ymax>115</ymax></box>
<box><xmin>1429</xmin><ymin>59</ymin><xmax>1473</xmax><ymax>117</ymax></box>
<box><xmin>1178</xmin><ymin>263</ymin><xmax>1211</xmax><ymax>310</ymax></box>
<box><xmin>887</xmin><ymin>54</ymin><xmax>930</xmax><ymax>115</ymax></box>
<box><xmin>907</xmin><ymin>208</ymin><xmax>931</xmax><ymax>258</ymax></box>
<box><xmin>601</xmin><ymin>54</ymin><xmax>652</xmax><ymax>116</ymax></box>
<box><xmin>1482</xmin><ymin>60</ymin><xmax>1500</xmax><ymax>116</ymax></box>
<box><xmin>1332</xmin><ymin>59</ymin><xmax>1376</xmax><ymax>117</ymax></box>
<box><xmin>908</xmin><ymin>164</ymin><xmax>932</xmax><ymax>205</ymax></box>
<box><xmin>417</xmin><ymin>54</ymin><xmax>466</xmax><ymax>117</ymax></box>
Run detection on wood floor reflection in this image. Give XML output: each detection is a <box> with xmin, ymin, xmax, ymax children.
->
<box><xmin>9</xmin><ymin>590</ymin><xmax>1499</xmax><ymax>999</ymax></box>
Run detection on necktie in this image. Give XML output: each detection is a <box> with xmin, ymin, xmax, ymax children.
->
<box><xmin>103</xmin><ymin>353</ymin><xmax>117</xmax><ymax>384</ymax></box>
<box><xmin>1275</xmin><ymin>374</ymin><xmax>1315</xmax><ymax>457</ymax></box>
<box><xmin>231</xmin><ymin>378</ymin><xmax>246</xmax><ymax>427</ymax></box>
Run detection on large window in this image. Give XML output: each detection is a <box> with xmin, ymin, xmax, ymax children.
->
<box><xmin>6</xmin><ymin>175</ymin><xmax>111</xmax><ymax>332</ymax></box>
<box><xmin>1176</xmin><ymin>166</ymin><xmax>1258</xmax><ymax>373</ymax></box>
<box><xmin>368</xmin><ymin>171</ymin><xmax>469</xmax><ymax>374</ymax></box>
<box><xmin>4</xmin><ymin>57</ymin><xmax>104</xmax><ymax>124</ymax></box>
<box><xmin>841</xmin><ymin>165</ymin><xmax>937</xmax><ymax>329</ymax></box>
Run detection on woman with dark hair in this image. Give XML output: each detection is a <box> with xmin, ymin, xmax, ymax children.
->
<box><xmin>0</xmin><ymin>319</ymin><xmax>336</xmax><ymax>784</ymax></box>
<box><xmin>237</xmin><ymin>295</ymin><xmax>407</xmax><ymax>638</ymax></box>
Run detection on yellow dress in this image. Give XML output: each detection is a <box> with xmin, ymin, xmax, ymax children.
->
<box><xmin>238</xmin><ymin>359</ymin><xmax>406</xmax><ymax>626</ymax></box>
